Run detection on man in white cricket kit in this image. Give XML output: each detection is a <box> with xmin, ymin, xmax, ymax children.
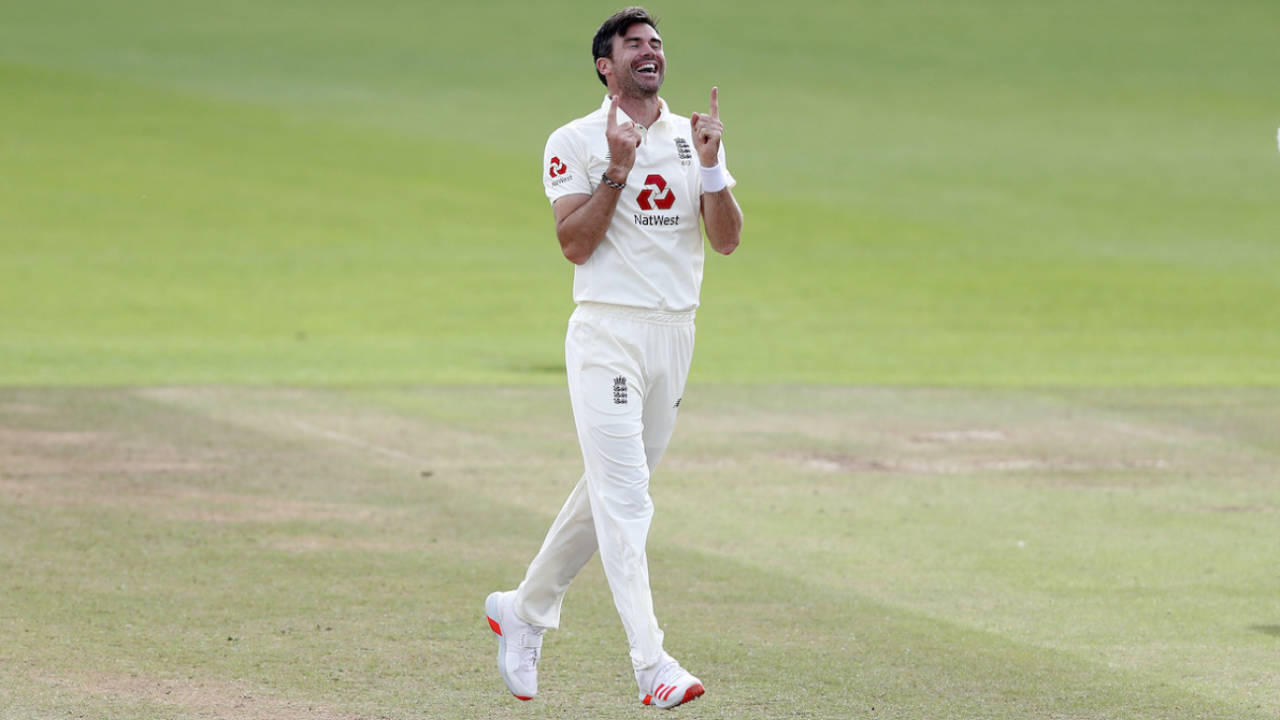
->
<box><xmin>485</xmin><ymin>6</ymin><xmax>743</xmax><ymax>710</ymax></box>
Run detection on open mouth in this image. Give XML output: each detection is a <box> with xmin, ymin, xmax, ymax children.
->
<box><xmin>634</xmin><ymin>62</ymin><xmax>660</xmax><ymax>77</ymax></box>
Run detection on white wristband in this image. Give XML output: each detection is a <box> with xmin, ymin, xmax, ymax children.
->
<box><xmin>699</xmin><ymin>163</ymin><xmax>727</xmax><ymax>193</ymax></box>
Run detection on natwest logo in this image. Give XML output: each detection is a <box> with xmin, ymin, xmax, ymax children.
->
<box><xmin>636</xmin><ymin>174</ymin><xmax>675</xmax><ymax>211</ymax></box>
<box><xmin>548</xmin><ymin>156</ymin><xmax>567</xmax><ymax>178</ymax></box>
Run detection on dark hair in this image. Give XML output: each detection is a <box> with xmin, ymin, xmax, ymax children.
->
<box><xmin>592</xmin><ymin>7</ymin><xmax>659</xmax><ymax>87</ymax></box>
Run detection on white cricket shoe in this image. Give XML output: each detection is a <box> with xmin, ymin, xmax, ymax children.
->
<box><xmin>637</xmin><ymin>652</ymin><xmax>705</xmax><ymax>709</ymax></box>
<box><xmin>485</xmin><ymin>590</ymin><xmax>545</xmax><ymax>701</ymax></box>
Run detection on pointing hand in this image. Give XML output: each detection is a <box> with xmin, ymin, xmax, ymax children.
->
<box><xmin>690</xmin><ymin>87</ymin><xmax>723</xmax><ymax>167</ymax></box>
<box><xmin>605</xmin><ymin>95</ymin><xmax>643</xmax><ymax>182</ymax></box>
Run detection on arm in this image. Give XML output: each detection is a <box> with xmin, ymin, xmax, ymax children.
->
<box><xmin>553</xmin><ymin>182</ymin><xmax>623</xmax><ymax>265</ymax></box>
<box><xmin>554</xmin><ymin>96</ymin><xmax>643</xmax><ymax>265</ymax></box>
<box><xmin>691</xmin><ymin>87</ymin><xmax>742</xmax><ymax>255</ymax></box>
<box><xmin>700</xmin><ymin>187</ymin><xmax>742</xmax><ymax>255</ymax></box>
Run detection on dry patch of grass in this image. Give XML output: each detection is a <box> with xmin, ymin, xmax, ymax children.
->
<box><xmin>782</xmin><ymin>451</ymin><xmax>1172</xmax><ymax>475</ymax></box>
<box><xmin>33</xmin><ymin>672</ymin><xmax>362</xmax><ymax>720</ymax></box>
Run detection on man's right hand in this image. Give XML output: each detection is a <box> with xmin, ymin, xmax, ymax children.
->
<box><xmin>605</xmin><ymin>95</ymin><xmax>642</xmax><ymax>185</ymax></box>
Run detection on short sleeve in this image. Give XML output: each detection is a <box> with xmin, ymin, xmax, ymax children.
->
<box><xmin>543</xmin><ymin>127</ymin><xmax>592</xmax><ymax>203</ymax></box>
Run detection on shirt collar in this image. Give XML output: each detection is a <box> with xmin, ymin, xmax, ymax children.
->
<box><xmin>600</xmin><ymin>95</ymin><xmax>671</xmax><ymax>130</ymax></box>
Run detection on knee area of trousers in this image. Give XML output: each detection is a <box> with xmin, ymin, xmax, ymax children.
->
<box><xmin>588</xmin><ymin>482</ymin><xmax>654</xmax><ymax>519</ymax></box>
<box><xmin>587</xmin><ymin>425</ymin><xmax>648</xmax><ymax>470</ymax></box>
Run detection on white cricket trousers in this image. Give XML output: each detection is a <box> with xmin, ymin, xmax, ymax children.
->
<box><xmin>514</xmin><ymin>301</ymin><xmax>695</xmax><ymax>670</ymax></box>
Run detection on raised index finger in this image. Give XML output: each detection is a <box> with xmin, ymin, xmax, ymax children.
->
<box><xmin>608</xmin><ymin>95</ymin><xmax>619</xmax><ymax>130</ymax></box>
<box><xmin>709</xmin><ymin>86</ymin><xmax>719</xmax><ymax>120</ymax></box>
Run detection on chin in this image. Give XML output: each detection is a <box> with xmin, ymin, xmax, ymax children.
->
<box><xmin>626</xmin><ymin>73</ymin><xmax>663</xmax><ymax>94</ymax></box>
<box><xmin>637</xmin><ymin>79</ymin><xmax>663</xmax><ymax>96</ymax></box>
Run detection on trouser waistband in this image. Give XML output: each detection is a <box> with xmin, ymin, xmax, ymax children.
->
<box><xmin>573</xmin><ymin>302</ymin><xmax>696</xmax><ymax>326</ymax></box>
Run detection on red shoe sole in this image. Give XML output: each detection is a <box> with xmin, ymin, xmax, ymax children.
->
<box><xmin>677</xmin><ymin>683</ymin><xmax>705</xmax><ymax>706</ymax></box>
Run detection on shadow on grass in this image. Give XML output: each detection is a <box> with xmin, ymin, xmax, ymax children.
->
<box><xmin>1249</xmin><ymin>625</ymin><xmax>1280</xmax><ymax>638</ymax></box>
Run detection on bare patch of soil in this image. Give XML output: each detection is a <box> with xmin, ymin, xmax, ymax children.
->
<box><xmin>0</xmin><ymin>423</ymin><xmax>380</xmax><ymax>525</ymax></box>
<box><xmin>0</xmin><ymin>402</ymin><xmax>53</xmax><ymax>415</ymax></box>
<box><xmin>911</xmin><ymin>430</ymin><xmax>1008</xmax><ymax>443</ymax></box>
<box><xmin>268</xmin><ymin>535</ymin><xmax>424</xmax><ymax>553</ymax></box>
<box><xmin>1187</xmin><ymin>504</ymin><xmax>1276</xmax><ymax>514</ymax></box>
<box><xmin>39</xmin><ymin>672</ymin><xmax>362</xmax><ymax>720</ymax></box>
<box><xmin>0</xmin><ymin>424</ymin><xmax>217</xmax><ymax>478</ymax></box>
<box><xmin>0</xmin><ymin>428</ymin><xmax>103</xmax><ymax>445</ymax></box>
<box><xmin>788</xmin><ymin>452</ymin><xmax>1170</xmax><ymax>475</ymax></box>
<box><xmin>1</xmin><ymin>474</ymin><xmax>386</xmax><ymax>524</ymax></box>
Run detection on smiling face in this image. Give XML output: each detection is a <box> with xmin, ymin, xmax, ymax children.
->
<box><xmin>600</xmin><ymin>22</ymin><xmax>665</xmax><ymax>98</ymax></box>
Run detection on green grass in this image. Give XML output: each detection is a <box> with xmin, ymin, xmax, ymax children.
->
<box><xmin>2</xmin><ymin>0</ymin><xmax>1277</xmax><ymax>386</ymax></box>
<box><xmin>2</xmin><ymin>386</ymin><xmax>1277</xmax><ymax>718</ymax></box>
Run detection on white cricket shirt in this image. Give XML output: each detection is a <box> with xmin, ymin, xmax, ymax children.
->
<box><xmin>543</xmin><ymin>96</ymin><xmax>736</xmax><ymax>312</ymax></box>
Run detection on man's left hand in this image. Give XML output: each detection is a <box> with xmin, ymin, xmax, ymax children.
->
<box><xmin>690</xmin><ymin>86</ymin><xmax>723</xmax><ymax>167</ymax></box>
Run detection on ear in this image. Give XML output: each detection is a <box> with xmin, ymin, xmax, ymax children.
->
<box><xmin>596</xmin><ymin>56</ymin><xmax>611</xmax><ymax>78</ymax></box>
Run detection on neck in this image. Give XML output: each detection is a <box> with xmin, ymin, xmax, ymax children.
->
<box><xmin>613</xmin><ymin>92</ymin><xmax>661</xmax><ymax>127</ymax></box>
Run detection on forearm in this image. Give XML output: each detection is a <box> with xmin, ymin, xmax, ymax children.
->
<box><xmin>701</xmin><ymin>188</ymin><xmax>742</xmax><ymax>255</ymax></box>
<box><xmin>557</xmin><ymin>174</ymin><xmax>626</xmax><ymax>265</ymax></box>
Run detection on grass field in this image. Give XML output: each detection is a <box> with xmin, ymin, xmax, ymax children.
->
<box><xmin>3</xmin><ymin>386</ymin><xmax>1278</xmax><ymax>718</ymax></box>
<box><xmin>2</xmin><ymin>0</ymin><xmax>1279</xmax><ymax>718</ymax></box>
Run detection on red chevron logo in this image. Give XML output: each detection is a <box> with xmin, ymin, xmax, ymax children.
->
<box><xmin>636</xmin><ymin>174</ymin><xmax>675</xmax><ymax>211</ymax></box>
